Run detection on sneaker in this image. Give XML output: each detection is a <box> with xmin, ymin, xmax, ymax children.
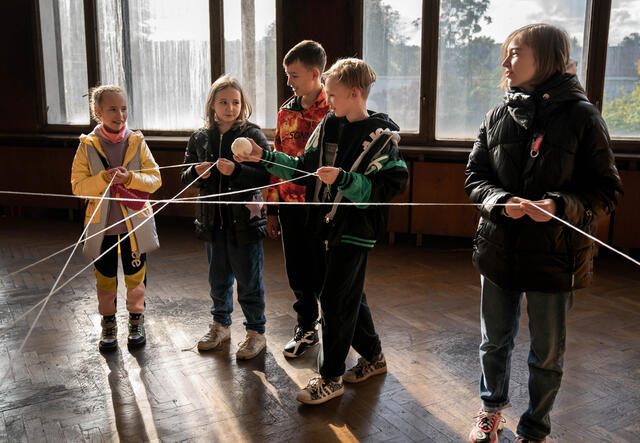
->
<box><xmin>469</xmin><ymin>410</ymin><xmax>505</xmax><ymax>443</ymax></box>
<box><xmin>128</xmin><ymin>315</ymin><xmax>146</xmax><ymax>347</ymax></box>
<box><xmin>197</xmin><ymin>322</ymin><xmax>231</xmax><ymax>351</ymax></box>
<box><xmin>296</xmin><ymin>376</ymin><xmax>344</xmax><ymax>405</ymax></box>
<box><xmin>343</xmin><ymin>353</ymin><xmax>387</xmax><ymax>383</ymax></box>
<box><xmin>99</xmin><ymin>317</ymin><xmax>118</xmax><ymax>352</ymax></box>
<box><xmin>236</xmin><ymin>329</ymin><xmax>266</xmax><ymax>360</ymax></box>
<box><xmin>283</xmin><ymin>325</ymin><xmax>319</xmax><ymax>358</ymax></box>
<box><xmin>515</xmin><ymin>436</ymin><xmax>546</xmax><ymax>443</ymax></box>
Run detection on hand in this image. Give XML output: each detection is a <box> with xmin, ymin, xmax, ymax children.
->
<box><xmin>216</xmin><ymin>158</ymin><xmax>236</xmax><ymax>176</ymax></box>
<box><xmin>112</xmin><ymin>166</ymin><xmax>130</xmax><ymax>185</ymax></box>
<box><xmin>233</xmin><ymin>138</ymin><xmax>263</xmax><ymax>163</ymax></box>
<box><xmin>266</xmin><ymin>215</ymin><xmax>280</xmax><ymax>239</ymax></box>
<box><xmin>195</xmin><ymin>162</ymin><xmax>213</xmax><ymax>179</ymax></box>
<box><xmin>521</xmin><ymin>198</ymin><xmax>556</xmax><ymax>222</ymax></box>
<box><xmin>504</xmin><ymin>196</ymin><xmax>527</xmax><ymax>219</ymax></box>
<box><xmin>316</xmin><ymin>167</ymin><xmax>339</xmax><ymax>185</ymax></box>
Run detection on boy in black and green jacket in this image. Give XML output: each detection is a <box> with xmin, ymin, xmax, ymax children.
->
<box><xmin>235</xmin><ymin>58</ymin><xmax>408</xmax><ymax>405</ymax></box>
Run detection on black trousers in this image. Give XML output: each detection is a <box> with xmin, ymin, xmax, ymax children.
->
<box><xmin>279</xmin><ymin>205</ymin><xmax>323</xmax><ymax>330</ymax></box>
<box><xmin>318</xmin><ymin>243</ymin><xmax>382</xmax><ymax>378</ymax></box>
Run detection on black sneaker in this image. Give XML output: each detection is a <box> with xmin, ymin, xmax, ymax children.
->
<box><xmin>99</xmin><ymin>317</ymin><xmax>118</xmax><ymax>352</ymax></box>
<box><xmin>128</xmin><ymin>315</ymin><xmax>146</xmax><ymax>347</ymax></box>
<box><xmin>283</xmin><ymin>324</ymin><xmax>319</xmax><ymax>358</ymax></box>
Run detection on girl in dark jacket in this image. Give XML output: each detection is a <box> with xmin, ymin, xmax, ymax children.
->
<box><xmin>181</xmin><ymin>75</ymin><xmax>272</xmax><ymax>360</ymax></box>
<box><xmin>465</xmin><ymin>24</ymin><xmax>623</xmax><ymax>443</ymax></box>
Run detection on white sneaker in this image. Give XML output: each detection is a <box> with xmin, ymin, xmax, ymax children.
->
<box><xmin>236</xmin><ymin>329</ymin><xmax>266</xmax><ymax>360</ymax></box>
<box><xmin>197</xmin><ymin>322</ymin><xmax>231</xmax><ymax>351</ymax></box>
<box><xmin>296</xmin><ymin>376</ymin><xmax>344</xmax><ymax>405</ymax></box>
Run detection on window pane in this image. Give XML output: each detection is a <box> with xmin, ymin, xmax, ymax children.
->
<box><xmin>363</xmin><ymin>0</ymin><xmax>422</xmax><ymax>133</ymax></box>
<box><xmin>39</xmin><ymin>0</ymin><xmax>89</xmax><ymax>125</ymax></box>
<box><xmin>97</xmin><ymin>0</ymin><xmax>210</xmax><ymax>130</ymax></box>
<box><xmin>436</xmin><ymin>0</ymin><xmax>588</xmax><ymax>139</ymax></box>
<box><xmin>223</xmin><ymin>0</ymin><xmax>277</xmax><ymax>129</ymax></box>
<box><xmin>602</xmin><ymin>0</ymin><xmax>640</xmax><ymax>138</ymax></box>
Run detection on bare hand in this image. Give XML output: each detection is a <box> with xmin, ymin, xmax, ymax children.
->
<box><xmin>316</xmin><ymin>167</ymin><xmax>339</xmax><ymax>185</ymax></box>
<box><xmin>504</xmin><ymin>196</ymin><xmax>527</xmax><ymax>219</ymax></box>
<box><xmin>233</xmin><ymin>138</ymin><xmax>263</xmax><ymax>163</ymax></box>
<box><xmin>112</xmin><ymin>166</ymin><xmax>130</xmax><ymax>185</ymax></box>
<box><xmin>266</xmin><ymin>215</ymin><xmax>280</xmax><ymax>239</ymax></box>
<box><xmin>195</xmin><ymin>162</ymin><xmax>213</xmax><ymax>179</ymax></box>
<box><xmin>216</xmin><ymin>158</ymin><xmax>236</xmax><ymax>176</ymax></box>
<box><xmin>521</xmin><ymin>198</ymin><xmax>556</xmax><ymax>222</ymax></box>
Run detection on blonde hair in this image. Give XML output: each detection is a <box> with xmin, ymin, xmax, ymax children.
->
<box><xmin>89</xmin><ymin>85</ymin><xmax>126</xmax><ymax>123</ymax></box>
<box><xmin>322</xmin><ymin>58</ymin><xmax>377</xmax><ymax>99</ymax></box>
<box><xmin>205</xmin><ymin>75</ymin><xmax>252</xmax><ymax>129</ymax></box>
<box><xmin>500</xmin><ymin>23</ymin><xmax>572</xmax><ymax>90</ymax></box>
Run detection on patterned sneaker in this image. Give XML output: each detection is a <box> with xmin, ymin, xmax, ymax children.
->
<box><xmin>469</xmin><ymin>410</ymin><xmax>505</xmax><ymax>443</ymax></box>
<box><xmin>343</xmin><ymin>353</ymin><xmax>387</xmax><ymax>383</ymax></box>
<box><xmin>197</xmin><ymin>322</ymin><xmax>231</xmax><ymax>351</ymax></box>
<box><xmin>128</xmin><ymin>315</ymin><xmax>146</xmax><ymax>347</ymax></box>
<box><xmin>236</xmin><ymin>330</ymin><xmax>266</xmax><ymax>360</ymax></box>
<box><xmin>283</xmin><ymin>325</ymin><xmax>319</xmax><ymax>358</ymax></box>
<box><xmin>99</xmin><ymin>317</ymin><xmax>118</xmax><ymax>352</ymax></box>
<box><xmin>296</xmin><ymin>376</ymin><xmax>344</xmax><ymax>405</ymax></box>
<box><xmin>515</xmin><ymin>435</ymin><xmax>546</xmax><ymax>443</ymax></box>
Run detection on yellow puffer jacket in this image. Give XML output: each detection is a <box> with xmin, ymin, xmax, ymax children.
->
<box><xmin>70</xmin><ymin>130</ymin><xmax>162</xmax><ymax>258</ymax></box>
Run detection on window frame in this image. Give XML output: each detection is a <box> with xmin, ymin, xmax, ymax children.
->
<box><xmin>32</xmin><ymin>0</ymin><xmax>278</xmax><ymax>139</ymax></box>
<box><xmin>359</xmin><ymin>0</ymin><xmax>639</xmax><ymax>154</ymax></box>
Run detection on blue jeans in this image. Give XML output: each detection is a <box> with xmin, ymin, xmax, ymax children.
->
<box><xmin>205</xmin><ymin>229</ymin><xmax>265</xmax><ymax>333</ymax></box>
<box><xmin>479</xmin><ymin>275</ymin><xmax>573</xmax><ymax>441</ymax></box>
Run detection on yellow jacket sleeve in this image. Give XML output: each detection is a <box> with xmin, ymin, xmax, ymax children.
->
<box><xmin>70</xmin><ymin>142</ymin><xmax>109</xmax><ymax>197</ymax></box>
<box><xmin>126</xmin><ymin>139</ymin><xmax>162</xmax><ymax>193</ymax></box>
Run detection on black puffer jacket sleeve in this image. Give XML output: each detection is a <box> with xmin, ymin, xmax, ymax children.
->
<box><xmin>545</xmin><ymin>106</ymin><xmax>622</xmax><ymax>228</ymax></box>
<box><xmin>181</xmin><ymin>130</ymin><xmax>208</xmax><ymax>188</ymax></box>
<box><xmin>465</xmin><ymin>114</ymin><xmax>513</xmax><ymax>223</ymax></box>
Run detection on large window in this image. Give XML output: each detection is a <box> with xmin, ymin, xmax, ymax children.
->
<box><xmin>436</xmin><ymin>0</ymin><xmax>588</xmax><ymax>139</ymax></box>
<box><xmin>97</xmin><ymin>0</ymin><xmax>211</xmax><ymax>130</ymax></box>
<box><xmin>602</xmin><ymin>0</ymin><xmax>640</xmax><ymax>138</ymax></box>
<box><xmin>38</xmin><ymin>0</ymin><xmax>89</xmax><ymax>125</ymax></box>
<box><xmin>223</xmin><ymin>0</ymin><xmax>277</xmax><ymax>129</ymax></box>
<box><xmin>37</xmin><ymin>0</ymin><xmax>276</xmax><ymax>131</ymax></box>
<box><xmin>363</xmin><ymin>0</ymin><xmax>422</xmax><ymax>132</ymax></box>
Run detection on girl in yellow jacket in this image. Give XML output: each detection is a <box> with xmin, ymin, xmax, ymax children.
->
<box><xmin>70</xmin><ymin>85</ymin><xmax>161</xmax><ymax>352</ymax></box>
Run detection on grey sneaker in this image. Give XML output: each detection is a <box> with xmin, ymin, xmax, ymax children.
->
<box><xmin>343</xmin><ymin>353</ymin><xmax>387</xmax><ymax>383</ymax></box>
<box><xmin>99</xmin><ymin>317</ymin><xmax>118</xmax><ymax>352</ymax></box>
<box><xmin>296</xmin><ymin>376</ymin><xmax>344</xmax><ymax>405</ymax></box>
<box><xmin>197</xmin><ymin>322</ymin><xmax>231</xmax><ymax>351</ymax></box>
<box><xmin>235</xmin><ymin>329</ymin><xmax>266</xmax><ymax>360</ymax></box>
<box><xmin>128</xmin><ymin>315</ymin><xmax>146</xmax><ymax>347</ymax></box>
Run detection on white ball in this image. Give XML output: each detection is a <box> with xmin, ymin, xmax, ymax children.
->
<box><xmin>231</xmin><ymin>137</ymin><xmax>252</xmax><ymax>156</ymax></box>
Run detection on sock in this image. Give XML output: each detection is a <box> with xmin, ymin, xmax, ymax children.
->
<box><xmin>103</xmin><ymin>315</ymin><xmax>116</xmax><ymax>322</ymax></box>
<box><xmin>129</xmin><ymin>313</ymin><xmax>142</xmax><ymax>320</ymax></box>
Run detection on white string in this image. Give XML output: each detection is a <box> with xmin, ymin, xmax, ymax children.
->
<box><xmin>529</xmin><ymin>202</ymin><xmax>640</xmax><ymax>267</ymax></box>
<box><xmin>1</xmin><ymin>171</ymin><xmax>316</xmax><ymax>278</ymax></box>
<box><xmin>0</xmin><ymin>174</ymin><xmax>116</xmax><ymax>388</ymax></box>
<box><xmin>0</xmin><ymin>164</ymin><xmax>215</xmax><ymax>341</ymax></box>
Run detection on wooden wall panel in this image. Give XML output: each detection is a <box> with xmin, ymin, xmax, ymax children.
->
<box><xmin>410</xmin><ymin>162</ymin><xmax>479</xmax><ymax>237</ymax></box>
<box><xmin>612</xmin><ymin>170</ymin><xmax>640</xmax><ymax>248</ymax></box>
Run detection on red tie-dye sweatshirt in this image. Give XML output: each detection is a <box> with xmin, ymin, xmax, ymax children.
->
<box><xmin>266</xmin><ymin>88</ymin><xmax>330</xmax><ymax>214</ymax></box>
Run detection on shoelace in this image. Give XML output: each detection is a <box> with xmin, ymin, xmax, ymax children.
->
<box><xmin>474</xmin><ymin>412</ymin><xmax>502</xmax><ymax>432</ymax></box>
<box><xmin>293</xmin><ymin>326</ymin><xmax>304</xmax><ymax>341</ymax></box>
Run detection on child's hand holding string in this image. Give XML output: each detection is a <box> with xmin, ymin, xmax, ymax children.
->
<box><xmin>216</xmin><ymin>158</ymin><xmax>236</xmax><ymax>176</ymax></box>
<box><xmin>111</xmin><ymin>166</ymin><xmax>130</xmax><ymax>185</ymax></box>
<box><xmin>195</xmin><ymin>162</ymin><xmax>213</xmax><ymax>179</ymax></box>
<box><xmin>316</xmin><ymin>167</ymin><xmax>339</xmax><ymax>185</ymax></box>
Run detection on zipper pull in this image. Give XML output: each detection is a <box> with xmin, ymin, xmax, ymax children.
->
<box><xmin>324</xmin><ymin>239</ymin><xmax>329</xmax><ymax>251</ymax></box>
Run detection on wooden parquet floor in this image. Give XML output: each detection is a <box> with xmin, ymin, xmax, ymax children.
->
<box><xmin>1</xmin><ymin>214</ymin><xmax>639</xmax><ymax>442</ymax></box>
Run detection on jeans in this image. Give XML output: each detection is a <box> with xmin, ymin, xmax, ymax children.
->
<box><xmin>205</xmin><ymin>229</ymin><xmax>266</xmax><ymax>333</ymax></box>
<box><xmin>479</xmin><ymin>275</ymin><xmax>573</xmax><ymax>441</ymax></box>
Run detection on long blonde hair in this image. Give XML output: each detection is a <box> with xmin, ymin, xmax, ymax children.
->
<box><xmin>205</xmin><ymin>75</ymin><xmax>252</xmax><ymax>129</ymax></box>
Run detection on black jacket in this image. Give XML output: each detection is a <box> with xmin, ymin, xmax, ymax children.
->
<box><xmin>181</xmin><ymin>122</ymin><xmax>272</xmax><ymax>244</ymax></box>
<box><xmin>465</xmin><ymin>73</ymin><xmax>623</xmax><ymax>292</ymax></box>
<box><xmin>262</xmin><ymin>111</ymin><xmax>409</xmax><ymax>249</ymax></box>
